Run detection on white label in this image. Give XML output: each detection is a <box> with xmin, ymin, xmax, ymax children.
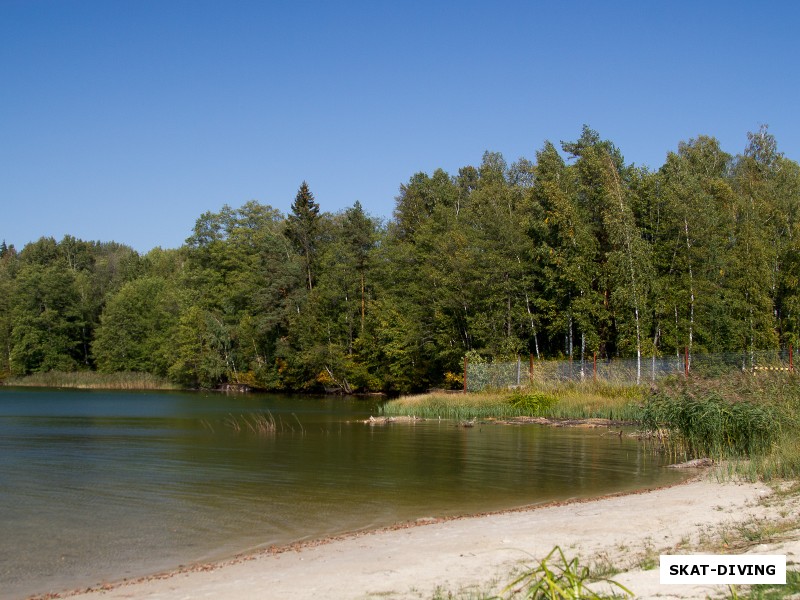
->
<box><xmin>660</xmin><ymin>555</ymin><xmax>786</xmax><ymax>584</ymax></box>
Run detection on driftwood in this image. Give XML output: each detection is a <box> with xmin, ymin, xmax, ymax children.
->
<box><xmin>363</xmin><ymin>416</ymin><xmax>423</xmax><ymax>426</ymax></box>
<box><xmin>324</xmin><ymin>366</ymin><xmax>352</xmax><ymax>394</ymax></box>
<box><xmin>217</xmin><ymin>383</ymin><xmax>251</xmax><ymax>393</ymax></box>
<box><xmin>666</xmin><ymin>457</ymin><xmax>713</xmax><ymax>469</ymax></box>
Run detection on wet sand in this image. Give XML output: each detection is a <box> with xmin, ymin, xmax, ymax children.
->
<box><xmin>33</xmin><ymin>476</ymin><xmax>800</xmax><ymax>600</ymax></box>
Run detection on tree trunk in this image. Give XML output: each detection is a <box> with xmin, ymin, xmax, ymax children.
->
<box><xmin>607</xmin><ymin>156</ymin><xmax>642</xmax><ymax>384</ymax></box>
<box><xmin>360</xmin><ymin>271</ymin><xmax>365</xmax><ymax>334</ymax></box>
<box><xmin>684</xmin><ymin>217</ymin><xmax>694</xmax><ymax>369</ymax></box>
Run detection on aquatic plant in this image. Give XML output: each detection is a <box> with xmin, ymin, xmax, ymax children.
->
<box><xmin>224</xmin><ymin>412</ymin><xmax>278</xmax><ymax>435</ymax></box>
<box><xmin>640</xmin><ymin>392</ymin><xmax>778</xmax><ymax>461</ymax></box>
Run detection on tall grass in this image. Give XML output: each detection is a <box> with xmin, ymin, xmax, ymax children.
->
<box><xmin>382</xmin><ymin>391</ymin><xmax>532</xmax><ymax>420</ymax></box>
<box><xmin>381</xmin><ymin>381</ymin><xmax>644</xmax><ymax>422</ymax></box>
<box><xmin>2</xmin><ymin>370</ymin><xmax>180</xmax><ymax>390</ymax></box>
<box><xmin>640</xmin><ymin>392</ymin><xmax>778</xmax><ymax>460</ymax></box>
<box><xmin>641</xmin><ymin>372</ymin><xmax>800</xmax><ymax>479</ymax></box>
<box><xmin>223</xmin><ymin>411</ymin><xmax>305</xmax><ymax>436</ymax></box>
<box><xmin>225</xmin><ymin>412</ymin><xmax>278</xmax><ymax>435</ymax></box>
<box><xmin>532</xmin><ymin>381</ymin><xmax>643</xmax><ymax>421</ymax></box>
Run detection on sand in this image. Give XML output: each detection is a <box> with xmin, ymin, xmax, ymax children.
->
<box><xmin>45</xmin><ymin>476</ymin><xmax>799</xmax><ymax>600</ymax></box>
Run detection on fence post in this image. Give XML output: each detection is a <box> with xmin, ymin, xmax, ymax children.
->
<box><xmin>463</xmin><ymin>356</ymin><xmax>467</xmax><ymax>393</ymax></box>
<box><xmin>684</xmin><ymin>346</ymin><xmax>689</xmax><ymax>379</ymax></box>
<box><xmin>529</xmin><ymin>353</ymin><xmax>534</xmax><ymax>385</ymax></box>
<box><xmin>593</xmin><ymin>352</ymin><xmax>597</xmax><ymax>382</ymax></box>
<box><xmin>790</xmin><ymin>344</ymin><xmax>794</xmax><ymax>374</ymax></box>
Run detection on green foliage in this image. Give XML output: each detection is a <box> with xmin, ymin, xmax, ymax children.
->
<box><xmin>167</xmin><ymin>305</ymin><xmax>229</xmax><ymax>388</ymax></box>
<box><xmin>491</xmin><ymin>546</ymin><xmax>632</xmax><ymax>599</ymax></box>
<box><xmin>285</xmin><ymin>181</ymin><xmax>321</xmax><ymax>291</ymax></box>
<box><xmin>508</xmin><ymin>390</ymin><xmax>557</xmax><ymax>414</ymax></box>
<box><xmin>2</xmin><ymin>128</ymin><xmax>800</xmax><ymax>392</ymax></box>
<box><xmin>93</xmin><ymin>277</ymin><xmax>178</xmax><ymax>374</ymax></box>
<box><xmin>9</xmin><ymin>263</ymin><xmax>86</xmax><ymax>374</ymax></box>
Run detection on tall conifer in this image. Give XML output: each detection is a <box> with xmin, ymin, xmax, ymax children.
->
<box><xmin>286</xmin><ymin>181</ymin><xmax>321</xmax><ymax>291</ymax></box>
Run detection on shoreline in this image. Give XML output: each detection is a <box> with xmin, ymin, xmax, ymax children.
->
<box><xmin>30</xmin><ymin>473</ymin><xmax>800</xmax><ymax>600</ymax></box>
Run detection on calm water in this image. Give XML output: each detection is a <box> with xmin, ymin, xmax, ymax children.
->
<box><xmin>0</xmin><ymin>388</ymin><xmax>686</xmax><ymax>599</ymax></box>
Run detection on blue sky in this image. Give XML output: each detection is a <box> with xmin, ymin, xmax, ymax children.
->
<box><xmin>2</xmin><ymin>1</ymin><xmax>798</xmax><ymax>253</ymax></box>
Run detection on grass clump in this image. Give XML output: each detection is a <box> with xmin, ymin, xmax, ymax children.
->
<box><xmin>222</xmin><ymin>411</ymin><xmax>305</xmax><ymax>436</ymax></box>
<box><xmin>490</xmin><ymin>546</ymin><xmax>632</xmax><ymax>599</ymax></box>
<box><xmin>508</xmin><ymin>390</ymin><xmax>557</xmax><ymax>413</ymax></box>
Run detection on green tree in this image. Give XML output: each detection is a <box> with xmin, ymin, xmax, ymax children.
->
<box><xmin>728</xmin><ymin>126</ymin><xmax>786</xmax><ymax>355</ymax></box>
<box><xmin>600</xmin><ymin>155</ymin><xmax>654</xmax><ymax>382</ymax></box>
<box><xmin>285</xmin><ymin>182</ymin><xmax>321</xmax><ymax>291</ymax></box>
<box><xmin>167</xmin><ymin>305</ymin><xmax>229</xmax><ymax>388</ymax></box>
<box><xmin>0</xmin><ymin>245</ymin><xmax>18</xmax><ymax>376</ymax></box>
<box><xmin>655</xmin><ymin>136</ymin><xmax>735</xmax><ymax>360</ymax></box>
<box><xmin>93</xmin><ymin>277</ymin><xmax>179</xmax><ymax>374</ymax></box>
<box><xmin>530</xmin><ymin>140</ymin><xmax>602</xmax><ymax>366</ymax></box>
<box><xmin>9</xmin><ymin>263</ymin><xmax>85</xmax><ymax>374</ymax></box>
<box><xmin>343</xmin><ymin>201</ymin><xmax>376</xmax><ymax>335</ymax></box>
<box><xmin>182</xmin><ymin>201</ymin><xmax>303</xmax><ymax>388</ymax></box>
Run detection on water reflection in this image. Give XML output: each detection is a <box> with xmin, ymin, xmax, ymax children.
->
<box><xmin>0</xmin><ymin>388</ymin><xmax>685</xmax><ymax>599</ymax></box>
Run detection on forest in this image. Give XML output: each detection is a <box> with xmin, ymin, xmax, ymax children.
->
<box><xmin>1</xmin><ymin>126</ymin><xmax>799</xmax><ymax>393</ymax></box>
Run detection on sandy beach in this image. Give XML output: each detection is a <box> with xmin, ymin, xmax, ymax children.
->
<box><xmin>39</xmin><ymin>475</ymin><xmax>798</xmax><ymax>600</ymax></box>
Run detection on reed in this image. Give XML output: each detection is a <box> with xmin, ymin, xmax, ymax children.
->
<box><xmin>224</xmin><ymin>412</ymin><xmax>279</xmax><ymax>436</ymax></box>
<box><xmin>381</xmin><ymin>391</ymin><xmax>532</xmax><ymax>420</ymax></box>
<box><xmin>640</xmin><ymin>392</ymin><xmax>778</xmax><ymax>461</ymax></box>
<box><xmin>533</xmin><ymin>382</ymin><xmax>643</xmax><ymax>421</ymax></box>
<box><xmin>2</xmin><ymin>370</ymin><xmax>180</xmax><ymax>390</ymax></box>
<box><xmin>641</xmin><ymin>372</ymin><xmax>800</xmax><ymax>479</ymax></box>
<box><xmin>381</xmin><ymin>381</ymin><xmax>644</xmax><ymax>422</ymax></box>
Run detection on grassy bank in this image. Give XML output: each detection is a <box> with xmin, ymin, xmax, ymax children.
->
<box><xmin>1</xmin><ymin>370</ymin><xmax>181</xmax><ymax>390</ymax></box>
<box><xmin>382</xmin><ymin>381</ymin><xmax>645</xmax><ymax>422</ymax></box>
<box><xmin>383</xmin><ymin>372</ymin><xmax>800</xmax><ymax>481</ymax></box>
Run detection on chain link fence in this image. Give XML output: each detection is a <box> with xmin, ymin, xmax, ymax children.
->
<box><xmin>465</xmin><ymin>348</ymin><xmax>796</xmax><ymax>391</ymax></box>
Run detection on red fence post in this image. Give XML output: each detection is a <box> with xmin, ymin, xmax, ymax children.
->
<box><xmin>463</xmin><ymin>356</ymin><xmax>467</xmax><ymax>393</ymax></box>
<box><xmin>529</xmin><ymin>353</ymin><xmax>534</xmax><ymax>385</ymax></box>
<box><xmin>790</xmin><ymin>344</ymin><xmax>794</xmax><ymax>374</ymax></box>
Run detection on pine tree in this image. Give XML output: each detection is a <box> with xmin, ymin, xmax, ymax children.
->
<box><xmin>285</xmin><ymin>182</ymin><xmax>321</xmax><ymax>291</ymax></box>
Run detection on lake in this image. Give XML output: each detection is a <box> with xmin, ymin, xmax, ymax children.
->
<box><xmin>0</xmin><ymin>388</ymin><xmax>686</xmax><ymax>599</ymax></box>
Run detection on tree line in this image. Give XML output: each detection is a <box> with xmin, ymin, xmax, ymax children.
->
<box><xmin>2</xmin><ymin>126</ymin><xmax>799</xmax><ymax>392</ymax></box>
